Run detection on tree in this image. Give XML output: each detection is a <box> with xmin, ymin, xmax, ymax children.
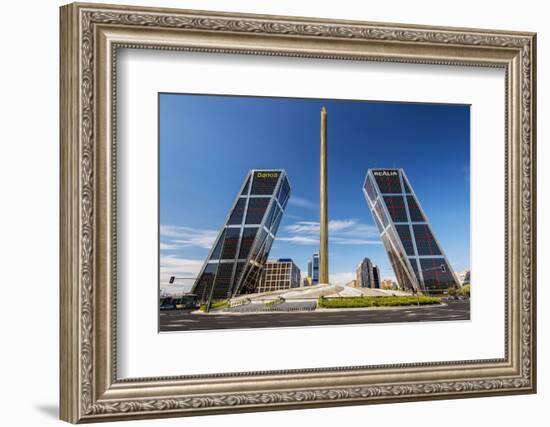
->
<box><xmin>459</xmin><ymin>284</ymin><xmax>471</xmax><ymax>298</ymax></box>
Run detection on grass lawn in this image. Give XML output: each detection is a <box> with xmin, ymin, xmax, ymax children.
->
<box><xmin>318</xmin><ymin>295</ymin><xmax>441</xmax><ymax>309</ymax></box>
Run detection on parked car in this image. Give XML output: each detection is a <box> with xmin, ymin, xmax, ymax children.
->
<box><xmin>160</xmin><ymin>302</ymin><xmax>176</xmax><ymax>310</ymax></box>
<box><xmin>175</xmin><ymin>294</ymin><xmax>198</xmax><ymax>309</ymax></box>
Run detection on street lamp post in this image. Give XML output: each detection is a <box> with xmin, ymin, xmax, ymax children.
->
<box><xmin>167</xmin><ymin>276</ymin><xmax>201</xmax><ymax>308</ymax></box>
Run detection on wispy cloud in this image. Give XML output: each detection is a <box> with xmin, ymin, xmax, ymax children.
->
<box><xmin>284</xmin><ymin>213</ymin><xmax>302</xmax><ymax>220</ymax></box>
<box><xmin>160</xmin><ymin>224</ymin><xmax>218</xmax><ymax>250</ymax></box>
<box><xmin>284</xmin><ymin>221</ymin><xmax>319</xmax><ymax>235</ymax></box>
<box><xmin>287</xmin><ymin>196</ymin><xmax>318</xmax><ymax>210</ymax></box>
<box><xmin>279</xmin><ymin>219</ymin><xmax>381</xmax><ymax>246</ymax></box>
<box><xmin>277</xmin><ymin>236</ymin><xmax>319</xmax><ymax>245</ymax></box>
<box><xmin>159</xmin><ymin>256</ymin><xmax>204</xmax><ymax>290</ymax></box>
<box><xmin>160</xmin><ymin>242</ymin><xmax>181</xmax><ymax>250</ymax></box>
<box><xmin>160</xmin><ymin>256</ymin><xmax>203</xmax><ymax>274</ymax></box>
<box><xmin>332</xmin><ymin>237</ymin><xmax>382</xmax><ymax>245</ymax></box>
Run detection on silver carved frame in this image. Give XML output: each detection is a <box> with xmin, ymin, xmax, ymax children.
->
<box><xmin>59</xmin><ymin>2</ymin><xmax>537</xmax><ymax>423</ymax></box>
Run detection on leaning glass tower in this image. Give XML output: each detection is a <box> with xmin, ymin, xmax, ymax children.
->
<box><xmin>191</xmin><ymin>169</ymin><xmax>290</xmax><ymax>301</ymax></box>
<box><xmin>363</xmin><ymin>169</ymin><xmax>460</xmax><ymax>294</ymax></box>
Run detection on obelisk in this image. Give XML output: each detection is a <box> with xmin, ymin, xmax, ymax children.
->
<box><xmin>319</xmin><ymin>107</ymin><xmax>329</xmax><ymax>284</ymax></box>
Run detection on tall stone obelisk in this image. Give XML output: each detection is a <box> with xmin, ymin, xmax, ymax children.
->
<box><xmin>319</xmin><ymin>107</ymin><xmax>329</xmax><ymax>284</ymax></box>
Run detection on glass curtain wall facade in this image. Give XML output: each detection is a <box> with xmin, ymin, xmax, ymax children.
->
<box><xmin>258</xmin><ymin>259</ymin><xmax>301</xmax><ymax>292</ymax></box>
<box><xmin>191</xmin><ymin>170</ymin><xmax>291</xmax><ymax>301</ymax></box>
<box><xmin>372</xmin><ymin>265</ymin><xmax>381</xmax><ymax>289</ymax></box>
<box><xmin>356</xmin><ymin>257</ymin><xmax>376</xmax><ymax>288</ymax></box>
<box><xmin>363</xmin><ymin>169</ymin><xmax>460</xmax><ymax>294</ymax></box>
<box><xmin>308</xmin><ymin>253</ymin><xmax>320</xmax><ymax>285</ymax></box>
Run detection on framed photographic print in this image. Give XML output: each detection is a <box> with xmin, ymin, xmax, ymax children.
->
<box><xmin>157</xmin><ymin>95</ymin><xmax>471</xmax><ymax>332</ymax></box>
<box><xmin>59</xmin><ymin>2</ymin><xmax>537</xmax><ymax>423</ymax></box>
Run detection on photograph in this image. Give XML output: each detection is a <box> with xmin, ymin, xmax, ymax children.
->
<box><xmin>158</xmin><ymin>94</ymin><xmax>471</xmax><ymax>332</ymax></box>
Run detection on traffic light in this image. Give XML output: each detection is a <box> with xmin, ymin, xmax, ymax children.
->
<box><xmin>440</xmin><ymin>265</ymin><xmax>446</xmax><ymax>273</ymax></box>
<box><xmin>169</xmin><ymin>276</ymin><xmax>175</xmax><ymax>284</ymax></box>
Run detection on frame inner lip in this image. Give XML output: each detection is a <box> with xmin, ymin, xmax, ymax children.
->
<box><xmin>109</xmin><ymin>42</ymin><xmax>510</xmax><ymax>383</ymax></box>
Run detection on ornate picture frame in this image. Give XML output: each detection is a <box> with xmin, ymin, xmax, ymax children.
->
<box><xmin>60</xmin><ymin>2</ymin><xmax>536</xmax><ymax>423</ymax></box>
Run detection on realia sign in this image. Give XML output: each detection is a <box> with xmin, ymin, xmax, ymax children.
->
<box><xmin>373</xmin><ymin>170</ymin><xmax>398</xmax><ymax>177</ymax></box>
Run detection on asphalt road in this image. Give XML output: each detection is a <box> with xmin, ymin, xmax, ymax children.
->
<box><xmin>159</xmin><ymin>300</ymin><xmax>470</xmax><ymax>332</ymax></box>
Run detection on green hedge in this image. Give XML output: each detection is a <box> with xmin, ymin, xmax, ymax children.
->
<box><xmin>458</xmin><ymin>284</ymin><xmax>470</xmax><ymax>297</ymax></box>
<box><xmin>199</xmin><ymin>299</ymin><xmax>228</xmax><ymax>312</ymax></box>
<box><xmin>318</xmin><ymin>295</ymin><xmax>441</xmax><ymax>309</ymax></box>
<box><xmin>448</xmin><ymin>285</ymin><xmax>471</xmax><ymax>298</ymax></box>
<box><xmin>264</xmin><ymin>297</ymin><xmax>284</xmax><ymax>307</ymax></box>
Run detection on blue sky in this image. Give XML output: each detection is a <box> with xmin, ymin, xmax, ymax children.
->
<box><xmin>159</xmin><ymin>93</ymin><xmax>470</xmax><ymax>293</ymax></box>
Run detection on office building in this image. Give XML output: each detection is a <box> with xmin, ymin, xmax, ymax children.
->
<box><xmin>356</xmin><ymin>257</ymin><xmax>377</xmax><ymax>288</ymax></box>
<box><xmin>191</xmin><ymin>169</ymin><xmax>291</xmax><ymax>301</ymax></box>
<box><xmin>372</xmin><ymin>265</ymin><xmax>381</xmax><ymax>289</ymax></box>
<box><xmin>363</xmin><ymin>168</ymin><xmax>460</xmax><ymax>294</ymax></box>
<box><xmin>381</xmin><ymin>279</ymin><xmax>398</xmax><ymax>290</ymax></box>
<box><xmin>346</xmin><ymin>279</ymin><xmax>358</xmax><ymax>288</ymax></box>
<box><xmin>308</xmin><ymin>253</ymin><xmax>320</xmax><ymax>285</ymax></box>
<box><xmin>457</xmin><ymin>270</ymin><xmax>471</xmax><ymax>286</ymax></box>
<box><xmin>258</xmin><ymin>259</ymin><xmax>301</xmax><ymax>293</ymax></box>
